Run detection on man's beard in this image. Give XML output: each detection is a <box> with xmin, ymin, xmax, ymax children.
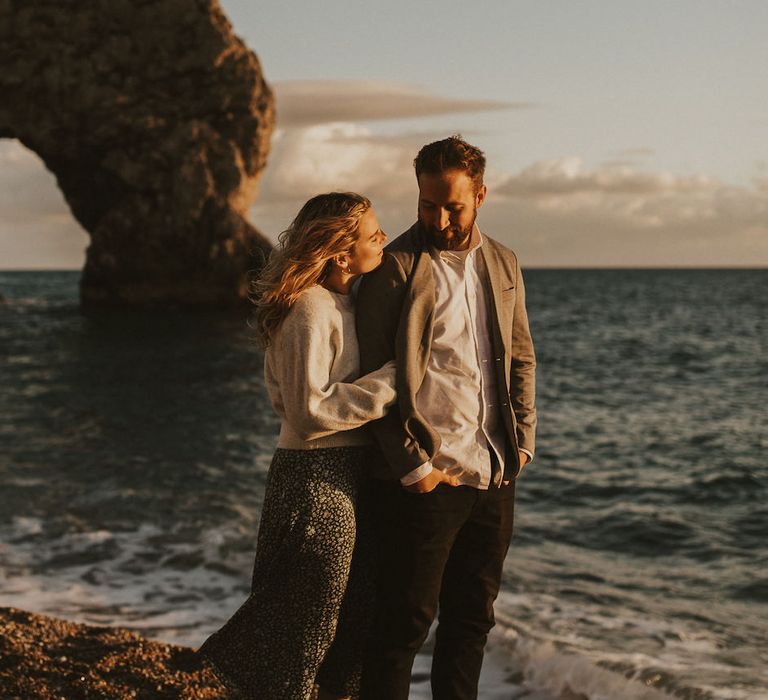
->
<box><xmin>419</xmin><ymin>211</ymin><xmax>476</xmax><ymax>251</ymax></box>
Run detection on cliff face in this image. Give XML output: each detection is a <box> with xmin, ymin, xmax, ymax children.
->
<box><xmin>0</xmin><ymin>0</ymin><xmax>275</xmax><ymax>306</ymax></box>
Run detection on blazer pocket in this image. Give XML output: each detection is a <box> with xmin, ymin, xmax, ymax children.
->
<box><xmin>501</xmin><ymin>287</ymin><xmax>516</xmax><ymax>303</ymax></box>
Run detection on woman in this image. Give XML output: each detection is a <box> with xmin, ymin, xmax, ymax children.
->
<box><xmin>199</xmin><ymin>193</ymin><xmax>394</xmax><ymax>700</ymax></box>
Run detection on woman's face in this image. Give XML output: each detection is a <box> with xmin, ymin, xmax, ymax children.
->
<box><xmin>347</xmin><ymin>208</ymin><xmax>387</xmax><ymax>274</ymax></box>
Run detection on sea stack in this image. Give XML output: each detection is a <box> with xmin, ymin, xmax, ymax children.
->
<box><xmin>0</xmin><ymin>0</ymin><xmax>275</xmax><ymax>306</ymax></box>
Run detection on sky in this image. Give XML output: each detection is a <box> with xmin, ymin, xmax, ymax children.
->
<box><xmin>2</xmin><ymin>0</ymin><xmax>767</xmax><ymax>268</ymax></box>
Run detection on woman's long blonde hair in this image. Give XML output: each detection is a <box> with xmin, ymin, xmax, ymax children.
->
<box><xmin>253</xmin><ymin>192</ymin><xmax>372</xmax><ymax>345</ymax></box>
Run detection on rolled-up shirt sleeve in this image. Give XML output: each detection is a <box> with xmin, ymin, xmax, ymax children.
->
<box><xmin>399</xmin><ymin>461</ymin><xmax>434</xmax><ymax>486</ymax></box>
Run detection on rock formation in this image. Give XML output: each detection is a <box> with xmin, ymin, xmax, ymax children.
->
<box><xmin>0</xmin><ymin>0</ymin><xmax>275</xmax><ymax>306</ymax></box>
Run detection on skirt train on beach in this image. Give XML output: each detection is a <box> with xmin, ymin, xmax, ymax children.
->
<box><xmin>199</xmin><ymin>446</ymin><xmax>373</xmax><ymax>700</ymax></box>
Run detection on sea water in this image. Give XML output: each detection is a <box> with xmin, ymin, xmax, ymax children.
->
<box><xmin>0</xmin><ymin>270</ymin><xmax>765</xmax><ymax>699</ymax></box>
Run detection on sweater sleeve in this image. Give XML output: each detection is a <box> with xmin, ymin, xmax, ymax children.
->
<box><xmin>274</xmin><ymin>295</ymin><xmax>397</xmax><ymax>442</ymax></box>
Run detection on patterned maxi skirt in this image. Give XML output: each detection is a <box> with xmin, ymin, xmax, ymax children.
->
<box><xmin>199</xmin><ymin>446</ymin><xmax>374</xmax><ymax>700</ymax></box>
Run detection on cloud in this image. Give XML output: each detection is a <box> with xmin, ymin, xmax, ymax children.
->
<box><xmin>256</xmin><ymin>139</ymin><xmax>768</xmax><ymax>267</ymax></box>
<box><xmin>484</xmin><ymin>157</ymin><xmax>768</xmax><ymax>265</ymax></box>
<box><xmin>0</xmin><ymin>141</ymin><xmax>88</xmax><ymax>269</ymax></box>
<box><xmin>2</xmin><ymin>133</ymin><xmax>766</xmax><ymax>270</ymax></box>
<box><xmin>259</xmin><ymin>123</ymin><xmax>416</xmax><ymax>202</ymax></box>
<box><xmin>600</xmin><ymin>148</ymin><xmax>655</xmax><ymax>170</ymax></box>
<box><xmin>248</xmin><ymin>123</ymin><xmax>421</xmax><ymax>239</ymax></box>
<box><xmin>497</xmin><ymin>157</ymin><xmax>717</xmax><ymax>199</ymax></box>
<box><xmin>612</xmin><ymin>147</ymin><xmax>655</xmax><ymax>159</ymax></box>
<box><xmin>274</xmin><ymin>80</ymin><xmax>533</xmax><ymax>127</ymax></box>
<box><xmin>0</xmin><ymin>142</ymin><xmax>70</xmax><ymax>221</ymax></box>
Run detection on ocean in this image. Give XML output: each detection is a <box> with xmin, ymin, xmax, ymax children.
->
<box><xmin>0</xmin><ymin>270</ymin><xmax>765</xmax><ymax>699</ymax></box>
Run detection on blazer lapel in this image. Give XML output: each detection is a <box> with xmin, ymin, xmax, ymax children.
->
<box><xmin>395</xmin><ymin>229</ymin><xmax>435</xmax><ymax>389</ymax></box>
<box><xmin>478</xmin><ymin>237</ymin><xmax>511</xmax><ymax>354</ymax></box>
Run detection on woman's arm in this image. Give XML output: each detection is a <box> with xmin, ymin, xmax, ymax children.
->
<box><xmin>274</xmin><ymin>297</ymin><xmax>396</xmax><ymax>441</ymax></box>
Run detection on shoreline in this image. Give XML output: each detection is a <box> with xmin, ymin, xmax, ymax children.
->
<box><xmin>0</xmin><ymin>606</ymin><xmax>561</xmax><ymax>700</ymax></box>
<box><xmin>0</xmin><ymin>607</ymin><xmax>225</xmax><ymax>699</ymax></box>
<box><xmin>0</xmin><ymin>606</ymin><xmax>689</xmax><ymax>700</ymax></box>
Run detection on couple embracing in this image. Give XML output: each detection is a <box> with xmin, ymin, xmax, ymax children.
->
<box><xmin>199</xmin><ymin>135</ymin><xmax>537</xmax><ymax>700</ymax></box>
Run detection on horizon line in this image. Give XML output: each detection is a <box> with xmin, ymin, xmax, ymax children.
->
<box><xmin>1</xmin><ymin>266</ymin><xmax>767</xmax><ymax>273</ymax></box>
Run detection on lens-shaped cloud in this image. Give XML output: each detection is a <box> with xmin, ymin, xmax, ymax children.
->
<box><xmin>274</xmin><ymin>80</ymin><xmax>532</xmax><ymax>127</ymax></box>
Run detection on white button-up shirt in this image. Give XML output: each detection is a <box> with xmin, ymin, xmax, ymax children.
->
<box><xmin>400</xmin><ymin>225</ymin><xmax>531</xmax><ymax>490</ymax></box>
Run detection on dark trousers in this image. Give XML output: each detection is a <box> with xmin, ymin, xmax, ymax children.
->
<box><xmin>361</xmin><ymin>478</ymin><xmax>516</xmax><ymax>700</ymax></box>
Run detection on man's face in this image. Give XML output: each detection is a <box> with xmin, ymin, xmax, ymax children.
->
<box><xmin>417</xmin><ymin>169</ymin><xmax>487</xmax><ymax>251</ymax></box>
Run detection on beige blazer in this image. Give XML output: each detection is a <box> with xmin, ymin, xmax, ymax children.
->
<box><xmin>356</xmin><ymin>223</ymin><xmax>537</xmax><ymax>483</ymax></box>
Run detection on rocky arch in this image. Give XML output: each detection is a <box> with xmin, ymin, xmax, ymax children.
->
<box><xmin>0</xmin><ymin>0</ymin><xmax>275</xmax><ymax>305</ymax></box>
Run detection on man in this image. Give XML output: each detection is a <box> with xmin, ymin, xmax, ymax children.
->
<box><xmin>356</xmin><ymin>135</ymin><xmax>537</xmax><ymax>700</ymax></box>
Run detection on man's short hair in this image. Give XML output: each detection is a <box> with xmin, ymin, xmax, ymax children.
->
<box><xmin>414</xmin><ymin>135</ymin><xmax>486</xmax><ymax>191</ymax></box>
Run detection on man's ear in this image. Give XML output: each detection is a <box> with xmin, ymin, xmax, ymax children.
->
<box><xmin>475</xmin><ymin>183</ymin><xmax>488</xmax><ymax>209</ymax></box>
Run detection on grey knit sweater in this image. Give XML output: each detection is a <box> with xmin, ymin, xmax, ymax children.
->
<box><xmin>264</xmin><ymin>285</ymin><xmax>396</xmax><ymax>450</ymax></box>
